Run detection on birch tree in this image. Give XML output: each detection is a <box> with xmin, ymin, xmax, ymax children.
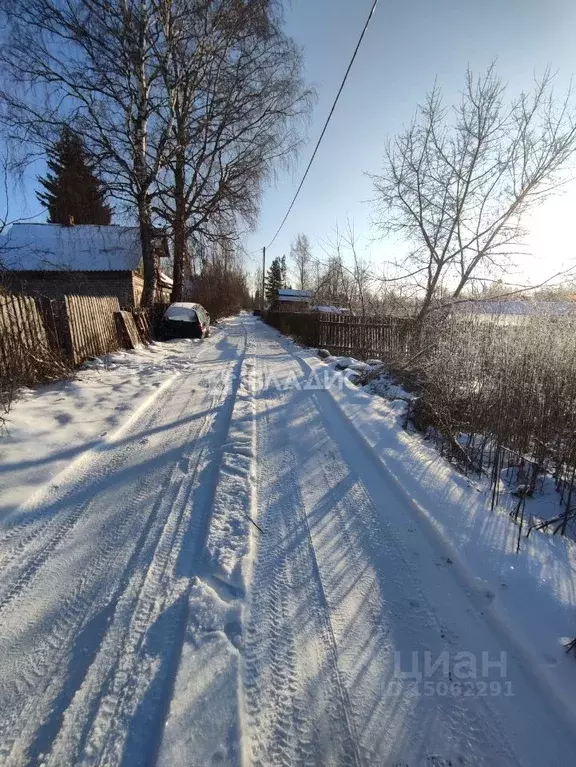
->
<box><xmin>155</xmin><ymin>0</ymin><xmax>311</xmax><ymax>301</ymax></box>
<box><xmin>290</xmin><ymin>232</ymin><xmax>312</xmax><ymax>290</ymax></box>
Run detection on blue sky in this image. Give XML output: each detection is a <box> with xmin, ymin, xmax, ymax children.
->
<box><xmin>5</xmin><ymin>0</ymin><xmax>576</xmax><ymax>286</ymax></box>
<box><xmin>246</xmin><ymin>0</ymin><xmax>576</xmax><ymax>285</ymax></box>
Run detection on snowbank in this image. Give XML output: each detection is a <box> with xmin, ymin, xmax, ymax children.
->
<box><xmin>0</xmin><ymin>337</ymin><xmax>204</xmax><ymax>517</ymax></box>
<box><xmin>298</xmin><ymin>342</ymin><xmax>576</xmax><ymax>724</ymax></box>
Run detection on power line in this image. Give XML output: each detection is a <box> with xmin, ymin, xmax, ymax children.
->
<box><xmin>266</xmin><ymin>0</ymin><xmax>379</xmax><ymax>250</ymax></box>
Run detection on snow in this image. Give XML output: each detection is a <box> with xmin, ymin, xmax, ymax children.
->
<box><xmin>313</xmin><ymin>344</ymin><xmax>576</xmax><ymax>726</ymax></box>
<box><xmin>311</xmin><ymin>305</ymin><xmax>347</xmax><ymax>314</ymax></box>
<box><xmin>0</xmin><ymin>338</ymin><xmax>204</xmax><ymax>516</ymax></box>
<box><xmin>158</xmin><ymin>271</ymin><xmax>174</xmax><ymax>288</ymax></box>
<box><xmin>333</xmin><ymin>356</ymin><xmax>355</xmax><ymax>370</ymax></box>
<box><xmin>2</xmin><ymin>223</ymin><xmax>142</xmax><ymax>271</ymax></box>
<box><xmin>163</xmin><ymin>302</ymin><xmax>201</xmax><ymax>322</ymax></box>
<box><xmin>1</xmin><ymin>315</ymin><xmax>576</xmax><ymax>765</ymax></box>
<box><xmin>457</xmin><ymin>300</ymin><xmax>576</xmax><ymax>317</ymax></box>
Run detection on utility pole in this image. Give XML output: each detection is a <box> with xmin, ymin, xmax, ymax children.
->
<box><xmin>261</xmin><ymin>246</ymin><xmax>266</xmax><ymax>312</ymax></box>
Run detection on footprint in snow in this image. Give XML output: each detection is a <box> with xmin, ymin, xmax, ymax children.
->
<box><xmin>54</xmin><ymin>413</ymin><xmax>72</xmax><ymax>426</ymax></box>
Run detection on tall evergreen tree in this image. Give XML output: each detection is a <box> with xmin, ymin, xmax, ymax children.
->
<box><xmin>36</xmin><ymin>126</ymin><xmax>112</xmax><ymax>225</ymax></box>
<box><xmin>265</xmin><ymin>257</ymin><xmax>284</xmax><ymax>304</ymax></box>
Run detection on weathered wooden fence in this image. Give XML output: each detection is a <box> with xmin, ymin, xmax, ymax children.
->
<box><xmin>1</xmin><ymin>291</ymin><xmax>166</xmax><ymax>394</ymax></box>
<box><xmin>264</xmin><ymin>311</ymin><xmax>413</xmax><ymax>360</ymax></box>
<box><xmin>318</xmin><ymin>313</ymin><xmax>413</xmax><ymax>358</ymax></box>
<box><xmin>65</xmin><ymin>295</ymin><xmax>122</xmax><ymax>365</ymax></box>
<box><xmin>264</xmin><ymin>311</ymin><xmax>321</xmax><ymax>348</ymax></box>
<box><xmin>0</xmin><ymin>292</ymin><xmax>63</xmax><ymax>388</ymax></box>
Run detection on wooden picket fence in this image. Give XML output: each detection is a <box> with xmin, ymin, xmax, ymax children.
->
<box><xmin>264</xmin><ymin>310</ymin><xmax>414</xmax><ymax>360</ymax></box>
<box><xmin>0</xmin><ymin>292</ymin><xmax>66</xmax><ymax>389</ymax></box>
<box><xmin>317</xmin><ymin>313</ymin><xmax>413</xmax><ymax>358</ymax></box>
<box><xmin>65</xmin><ymin>295</ymin><xmax>122</xmax><ymax>365</ymax></box>
<box><xmin>0</xmin><ymin>291</ymin><xmax>166</xmax><ymax>394</ymax></box>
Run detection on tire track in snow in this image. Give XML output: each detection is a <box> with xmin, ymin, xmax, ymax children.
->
<box><xmin>244</xmin><ymin>345</ymin><xmax>362</xmax><ymax>767</ymax></box>
<box><xmin>0</xmin><ymin>330</ymin><xmax>245</xmax><ymax>767</ymax></box>
<box><xmin>0</xmin><ymin>371</ymin><xmax>185</xmax><ymax>604</ymax></box>
<box><xmin>42</xmin><ymin>323</ymin><xmax>249</xmax><ymax>767</ymax></box>
<box><xmin>261</xmin><ymin>328</ymin><xmax>524</xmax><ymax>765</ymax></box>
<box><xmin>0</xmin><ymin>377</ymin><xmax>205</xmax><ymax>766</ymax></box>
<box><xmin>290</xmin><ymin>392</ymin><xmax>521</xmax><ymax>766</ymax></box>
<box><xmin>250</xmin><ymin>320</ymin><xmax>576</xmax><ymax>766</ymax></box>
<box><xmin>156</xmin><ymin>321</ymin><xmax>259</xmax><ymax>767</ymax></box>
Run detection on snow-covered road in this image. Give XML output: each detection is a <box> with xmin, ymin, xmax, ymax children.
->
<box><xmin>1</xmin><ymin>315</ymin><xmax>575</xmax><ymax>766</ymax></box>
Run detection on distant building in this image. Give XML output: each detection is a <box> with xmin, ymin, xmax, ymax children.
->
<box><xmin>0</xmin><ymin>222</ymin><xmax>172</xmax><ymax>308</ymax></box>
<box><xmin>311</xmin><ymin>305</ymin><xmax>350</xmax><ymax>315</ymax></box>
<box><xmin>274</xmin><ymin>288</ymin><xmax>312</xmax><ymax>312</ymax></box>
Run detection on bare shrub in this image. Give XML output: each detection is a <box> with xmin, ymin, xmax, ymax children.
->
<box><xmin>190</xmin><ymin>263</ymin><xmax>250</xmax><ymax>320</ymax></box>
<box><xmin>409</xmin><ymin>313</ymin><xmax>576</xmax><ymax>535</ymax></box>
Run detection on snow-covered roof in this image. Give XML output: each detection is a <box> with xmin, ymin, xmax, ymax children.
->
<box><xmin>278</xmin><ymin>288</ymin><xmax>312</xmax><ymax>297</ymax></box>
<box><xmin>158</xmin><ymin>271</ymin><xmax>173</xmax><ymax>288</ymax></box>
<box><xmin>277</xmin><ymin>288</ymin><xmax>312</xmax><ymax>303</ymax></box>
<box><xmin>311</xmin><ymin>305</ymin><xmax>348</xmax><ymax>314</ymax></box>
<box><xmin>1</xmin><ymin>223</ymin><xmax>144</xmax><ymax>272</ymax></box>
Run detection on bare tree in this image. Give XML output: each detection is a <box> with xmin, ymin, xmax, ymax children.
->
<box><xmin>0</xmin><ymin>152</ymin><xmax>46</xmax><ymax>275</ymax></box>
<box><xmin>0</xmin><ymin>0</ymin><xmax>171</xmax><ymax>305</ymax></box>
<box><xmin>155</xmin><ymin>0</ymin><xmax>311</xmax><ymax>301</ymax></box>
<box><xmin>314</xmin><ymin>241</ymin><xmax>353</xmax><ymax>311</ymax></box>
<box><xmin>342</xmin><ymin>222</ymin><xmax>371</xmax><ymax>317</ymax></box>
<box><xmin>313</xmin><ymin>223</ymin><xmax>376</xmax><ymax>315</ymax></box>
<box><xmin>371</xmin><ymin>65</ymin><xmax>576</xmax><ymax>324</ymax></box>
<box><xmin>290</xmin><ymin>232</ymin><xmax>312</xmax><ymax>290</ymax></box>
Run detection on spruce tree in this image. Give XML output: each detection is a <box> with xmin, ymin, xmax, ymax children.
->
<box><xmin>265</xmin><ymin>257</ymin><xmax>284</xmax><ymax>304</ymax></box>
<box><xmin>36</xmin><ymin>127</ymin><xmax>112</xmax><ymax>225</ymax></box>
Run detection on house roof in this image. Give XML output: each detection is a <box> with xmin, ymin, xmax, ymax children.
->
<box><xmin>158</xmin><ymin>272</ymin><xmax>173</xmax><ymax>288</ymax></box>
<box><xmin>1</xmin><ymin>223</ymin><xmax>144</xmax><ymax>272</ymax></box>
<box><xmin>277</xmin><ymin>288</ymin><xmax>312</xmax><ymax>303</ymax></box>
<box><xmin>311</xmin><ymin>305</ymin><xmax>348</xmax><ymax>314</ymax></box>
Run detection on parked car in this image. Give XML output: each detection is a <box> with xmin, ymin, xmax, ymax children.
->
<box><xmin>160</xmin><ymin>302</ymin><xmax>211</xmax><ymax>339</ymax></box>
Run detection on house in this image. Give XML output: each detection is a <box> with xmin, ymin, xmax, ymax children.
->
<box><xmin>274</xmin><ymin>288</ymin><xmax>312</xmax><ymax>312</ymax></box>
<box><xmin>0</xmin><ymin>223</ymin><xmax>173</xmax><ymax>308</ymax></box>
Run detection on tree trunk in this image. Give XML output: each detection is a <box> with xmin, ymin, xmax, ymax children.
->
<box><xmin>138</xmin><ymin>197</ymin><xmax>156</xmax><ymax>308</ymax></box>
<box><xmin>170</xmin><ymin>146</ymin><xmax>187</xmax><ymax>302</ymax></box>
<box><xmin>171</xmin><ymin>219</ymin><xmax>186</xmax><ymax>303</ymax></box>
